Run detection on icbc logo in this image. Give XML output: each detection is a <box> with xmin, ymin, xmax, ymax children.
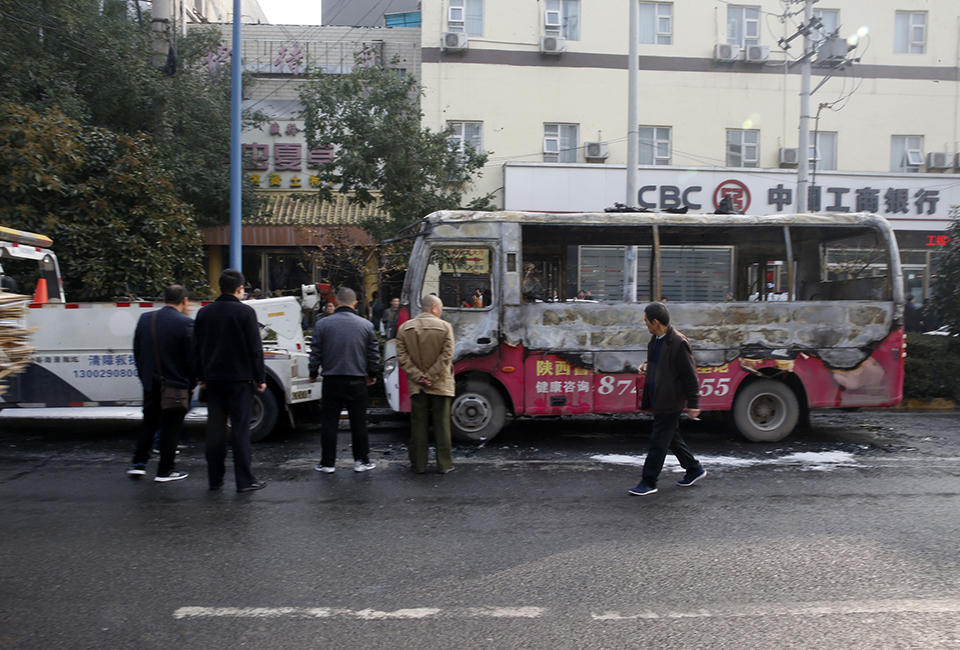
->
<box><xmin>713</xmin><ymin>180</ymin><xmax>751</xmax><ymax>212</ymax></box>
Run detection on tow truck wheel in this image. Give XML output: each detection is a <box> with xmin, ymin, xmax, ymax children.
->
<box><xmin>733</xmin><ymin>378</ymin><xmax>799</xmax><ymax>442</ymax></box>
<box><xmin>451</xmin><ymin>379</ymin><xmax>506</xmax><ymax>443</ymax></box>
<box><xmin>249</xmin><ymin>387</ymin><xmax>279</xmax><ymax>442</ymax></box>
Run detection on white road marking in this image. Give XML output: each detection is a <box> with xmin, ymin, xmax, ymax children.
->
<box><xmin>592</xmin><ymin>599</ymin><xmax>960</xmax><ymax>620</ymax></box>
<box><xmin>591</xmin><ymin>451</ymin><xmax>860</xmax><ymax>471</ymax></box>
<box><xmin>173</xmin><ymin>606</ymin><xmax>545</xmax><ymax>620</ymax></box>
<box><xmin>175</xmin><ymin>600</ymin><xmax>960</xmax><ymax>622</ymax></box>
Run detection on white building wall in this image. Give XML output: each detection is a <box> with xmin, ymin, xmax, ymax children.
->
<box><xmin>419</xmin><ymin>0</ymin><xmax>960</xmax><ymax>210</ymax></box>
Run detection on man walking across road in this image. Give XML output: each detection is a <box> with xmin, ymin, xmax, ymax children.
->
<box><xmin>396</xmin><ymin>295</ymin><xmax>455</xmax><ymax>474</ymax></box>
<box><xmin>630</xmin><ymin>302</ymin><xmax>706</xmax><ymax>496</ymax></box>
<box><xmin>309</xmin><ymin>287</ymin><xmax>380</xmax><ymax>473</ymax></box>
<box><xmin>194</xmin><ymin>269</ymin><xmax>267</xmax><ymax>493</ymax></box>
<box><xmin>128</xmin><ymin>285</ymin><xmax>194</xmax><ymax>483</ymax></box>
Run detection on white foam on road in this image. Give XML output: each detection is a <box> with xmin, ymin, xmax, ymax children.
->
<box><xmin>173</xmin><ymin>606</ymin><xmax>544</xmax><ymax>620</ymax></box>
<box><xmin>591</xmin><ymin>451</ymin><xmax>859</xmax><ymax>472</ymax></box>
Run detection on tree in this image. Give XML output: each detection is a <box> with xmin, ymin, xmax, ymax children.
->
<box><xmin>931</xmin><ymin>206</ymin><xmax>960</xmax><ymax>333</ymax></box>
<box><xmin>0</xmin><ymin>0</ymin><xmax>262</xmax><ymax>226</ymax></box>
<box><xmin>299</xmin><ymin>59</ymin><xmax>495</xmax><ymax>245</ymax></box>
<box><xmin>0</xmin><ymin>104</ymin><xmax>208</xmax><ymax>300</ymax></box>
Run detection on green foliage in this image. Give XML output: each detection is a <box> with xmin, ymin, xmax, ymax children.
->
<box><xmin>932</xmin><ymin>208</ymin><xmax>960</xmax><ymax>334</ymax></box>
<box><xmin>0</xmin><ymin>0</ymin><xmax>262</xmax><ymax>226</ymax></box>
<box><xmin>0</xmin><ymin>104</ymin><xmax>209</xmax><ymax>300</ymax></box>
<box><xmin>299</xmin><ymin>60</ymin><xmax>495</xmax><ymax>244</ymax></box>
<box><xmin>903</xmin><ymin>333</ymin><xmax>960</xmax><ymax>401</ymax></box>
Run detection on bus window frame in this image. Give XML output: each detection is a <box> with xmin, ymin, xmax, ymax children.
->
<box><xmin>419</xmin><ymin>243</ymin><xmax>496</xmax><ymax>313</ymax></box>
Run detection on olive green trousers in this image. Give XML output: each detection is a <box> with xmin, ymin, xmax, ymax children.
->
<box><xmin>409</xmin><ymin>392</ymin><xmax>453</xmax><ymax>473</ymax></box>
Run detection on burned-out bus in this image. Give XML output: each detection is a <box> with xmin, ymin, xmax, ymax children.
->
<box><xmin>382</xmin><ymin>210</ymin><xmax>905</xmax><ymax>442</ymax></box>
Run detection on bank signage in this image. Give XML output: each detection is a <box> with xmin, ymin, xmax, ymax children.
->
<box><xmin>503</xmin><ymin>163</ymin><xmax>960</xmax><ymax>231</ymax></box>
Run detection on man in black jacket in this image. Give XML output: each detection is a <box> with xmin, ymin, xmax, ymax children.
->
<box><xmin>194</xmin><ymin>269</ymin><xmax>267</xmax><ymax>493</ymax></box>
<box><xmin>629</xmin><ymin>302</ymin><xmax>706</xmax><ymax>496</ymax></box>
<box><xmin>309</xmin><ymin>287</ymin><xmax>381</xmax><ymax>473</ymax></box>
<box><xmin>128</xmin><ymin>285</ymin><xmax>194</xmax><ymax>482</ymax></box>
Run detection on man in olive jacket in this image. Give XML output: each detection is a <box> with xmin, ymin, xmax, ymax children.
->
<box><xmin>396</xmin><ymin>294</ymin><xmax>455</xmax><ymax>474</ymax></box>
<box><xmin>629</xmin><ymin>302</ymin><xmax>706</xmax><ymax>496</ymax></box>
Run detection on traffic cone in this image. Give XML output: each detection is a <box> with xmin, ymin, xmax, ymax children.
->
<box><xmin>32</xmin><ymin>277</ymin><xmax>48</xmax><ymax>303</ymax></box>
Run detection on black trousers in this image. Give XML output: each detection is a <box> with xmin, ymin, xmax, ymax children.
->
<box><xmin>205</xmin><ymin>381</ymin><xmax>257</xmax><ymax>489</ymax></box>
<box><xmin>641</xmin><ymin>412</ymin><xmax>701</xmax><ymax>487</ymax></box>
<box><xmin>133</xmin><ymin>382</ymin><xmax>187</xmax><ymax>477</ymax></box>
<box><xmin>319</xmin><ymin>376</ymin><xmax>370</xmax><ymax>467</ymax></box>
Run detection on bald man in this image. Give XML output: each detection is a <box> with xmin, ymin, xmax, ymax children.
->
<box><xmin>396</xmin><ymin>295</ymin><xmax>456</xmax><ymax>474</ymax></box>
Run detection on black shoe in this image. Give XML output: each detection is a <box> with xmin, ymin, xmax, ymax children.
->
<box><xmin>677</xmin><ymin>467</ymin><xmax>707</xmax><ymax>487</ymax></box>
<box><xmin>209</xmin><ymin>482</ymin><xmax>224</xmax><ymax>491</ymax></box>
<box><xmin>237</xmin><ymin>481</ymin><xmax>267</xmax><ymax>493</ymax></box>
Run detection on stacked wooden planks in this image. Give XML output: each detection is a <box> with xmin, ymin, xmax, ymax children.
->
<box><xmin>0</xmin><ymin>292</ymin><xmax>34</xmax><ymax>396</ymax></box>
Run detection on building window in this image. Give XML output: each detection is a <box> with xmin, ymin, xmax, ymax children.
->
<box><xmin>544</xmin><ymin>123</ymin><xmax>579</xmax><ymax>163</ymax></box>
<box><xmin>639</xmin><ymin>2</ymin><xmax>672</xmax><ymax>45</ymax></box>
<box><xmin>812</xmin><ymin>8</ymin><xmax>839</xmax><ymax>42</ymax></box>
<box><xmin>894</xmin><ymin>11</ymin><xmax>926</xmax><ymax>54</ymax></box>
<box><xmin>890</xmin><ymin>135</ymin><xmax>924</xmax><ymax>172</ymax></box>
<box><xmin>448</xmin><ymin>121</ymin><xmax>483</xmax><ymax>156</ymax></box>
<box><xmin>810</xmin><ymin>131</ymin><xmax>837</xmax><ymax>171</ymax></box>
<box><xmin>639</xmin><ymin>126</ymin><xmax>671</xmax><ymax>165</ymax></box>
<box><xmin>726</xmin><ymin>129</ymin><xmax>759</xmax><ymax>167</ymax></box>
<box><xmin>727</xmin><ymin>5</ymin><xmax>760</xmax><ymax>48</ymax></box>
<box><xmin>448</xmin><ymin>0</ymin><xmax>483</xmax><ymax>37</ymax></box>
<box><xmin>545</xmin><ymin>0</ymin><xmax>579</xmax><ymax>41</ymax></box>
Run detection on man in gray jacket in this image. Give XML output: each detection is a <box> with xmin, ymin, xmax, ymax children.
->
<box><xmin>309</xmin><ymin>287</ymin><xmax>381</xmax><ymax>473</ymax></box>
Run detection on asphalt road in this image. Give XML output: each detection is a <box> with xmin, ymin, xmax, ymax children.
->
<box><xmin>1</xmin><ymin>410</ymin><xmax>959</xmax><ymax>649</ymax></box>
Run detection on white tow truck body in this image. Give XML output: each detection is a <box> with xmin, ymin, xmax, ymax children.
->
<box><xmin>0</xmin><ymin>228</ymin><xmax>320</xmax><ymax>440</ymax></box>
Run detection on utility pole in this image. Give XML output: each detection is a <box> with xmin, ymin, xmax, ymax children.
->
<box><xmin>796</xmin><ymin>0</ymin><xmax>813</xmax><ymax>212</ymax></box>
<box><xmin>624</xmin><ymin>0</ymin><xmax>640</xmax><ymax>302</ymax></box>
<box><xmin>626</xmin><ymin>0</ymin><xmax>640</xmax><ymax>208</ymax></box>
<box><xmin>229</xmin><ymin>0</ymin><xmax>243</xmax><ymax>271</ymax></box>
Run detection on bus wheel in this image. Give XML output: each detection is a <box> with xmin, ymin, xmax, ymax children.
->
<box><xmin>249</xmin><ymin>388</ymin><xmax>280</xmax><ymax>443</ymax></box>
<box><xmin>733</xmin><ymin>379</ymin><xmax>799</xmax><ymax>442</ymax></box>
<box><xmin>451</xmin><ymin>380</ymin><xmax>506</xmax><ymax>443</ymax></box>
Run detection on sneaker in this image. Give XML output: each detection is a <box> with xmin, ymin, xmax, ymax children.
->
<box><xmin>438</xmin><ymin>466</ymin><xmax>456</xmax><ymax>474</ymax></box>
<box><xmin>154</xmin><ymin>471</ymin><xmax>188</xmax><ymax>483</ymax></box>
<box><xmin>677</xmin><ymin>467</ymin><xmax>707</xmax><ymax>487</ymax></box>
<box><xmin>314</xmin><ymin>464</ymin><xmax>336</xmax><ymax>473</ymax></box>
<box><xmin>127</xmin><ymin>463</ymin><xmax>146</xmax><ymax>478</ymax></box>
<box><xmin>238</xmin><ymin>481</ymin><xmax>267</xmax><ymax>493</ymax></box>
<box><xmin>628</xmin><ymin>482</ymin><xmax>658</xmax><ymax>496</ymax></box>
<box><xmin>353</xmin><ymin>461</ymin><xmax>376</xmax><ymax>472</ymax></box>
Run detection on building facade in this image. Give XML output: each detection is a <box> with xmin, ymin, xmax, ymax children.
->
<box><xmin>417</xmin><ymin>0</ymin><xmax>960</xmax><ymax>299</ymax></box>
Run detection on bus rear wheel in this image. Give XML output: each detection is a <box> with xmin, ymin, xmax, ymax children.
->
<box><xmin>451</xmin><ymin>379</ymin><xmax>506</xmax><ymax>443</ymax></box>
<box><xmin>733</xmin><ymin>378</ymin><xmax>799</xmax><ymax>442</ymax></box>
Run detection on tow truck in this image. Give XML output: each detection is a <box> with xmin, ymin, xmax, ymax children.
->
<box><xmin>0</xmin><ymin>226</ymin><xmax>321</xmax><ymax>441</ymax></box>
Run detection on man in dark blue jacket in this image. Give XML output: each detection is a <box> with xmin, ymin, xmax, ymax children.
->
<box><xmin>128</xmin><ymin>285</ymin><xmax>194</xmax><ymax>482</ymax></box>
<box><xmin>309</xmin><ymin>287</ymin><xmax>381</xmax><ymax>473</ymax></box>
<box><xmin>630</xmin><ymin>302</ymin><xmax>706</xmax><ymax>496</ymax></box>
<box><xmin>194</xmin><ymin>269</ymin><xmax>267</xmax><ymax>493</ymax></box>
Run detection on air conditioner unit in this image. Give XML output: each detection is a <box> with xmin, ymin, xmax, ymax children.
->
<box><xmin>442</xmin><ymin>32</ymin><xmax>469</xmax><ymax>51</ymax></box>
<box><xmin>955</xmin><ymin>152</ymin><xmax>960</xmax><ymax>170</ymax></box>
<box><xmin>715</xmin><ymin>43</ymin><xmax>741</xmax><ymax>62</ymax></box>
<box><xmin>540</xmin><ymin>35</ymin><xmax>566</xmax><ymax>54</ymax></box>
<box><xmin>584</xmin><ymin>142</ymin><xmax>609</xmax><ymax>161</ymax></box>
<box><xmin>779</xmin><ymin>147</ymin><xmax>799</xmax><ymax>167</ymax></box>
<box><xmin>927</xmin><ymin>152</ymin><xmax>951</xmax><ymax>170</ymax></box>
<box><xmin>746</xmin><ymin>45</ymin><xmax>769</xmax><ymax>63</ymax></box>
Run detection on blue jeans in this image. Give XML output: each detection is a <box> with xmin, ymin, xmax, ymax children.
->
<box><xmin>641</xmin><ymin>412</ymin><xmax>701</xmax><ymax>487</ymax></box>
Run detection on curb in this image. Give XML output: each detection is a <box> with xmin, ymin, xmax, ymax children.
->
<box><xmin>881</xmin><ymin>398</ymin><xmax>957</xmax><ymax>411</ymax></box>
